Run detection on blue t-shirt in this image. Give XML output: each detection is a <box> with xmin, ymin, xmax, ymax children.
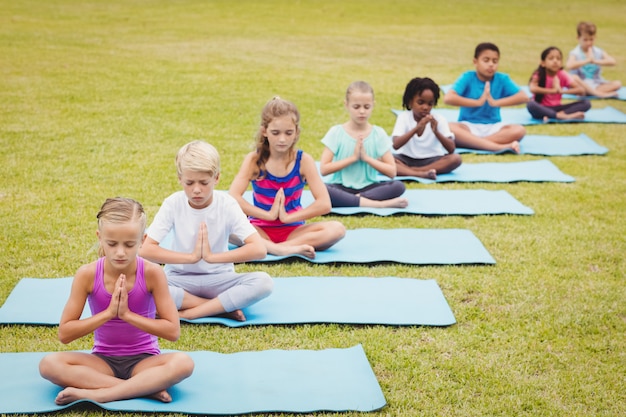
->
<box><xmin>451</xmin><ymin>71</ymin><xmax>520</xmax><ymax>124</ymax></box>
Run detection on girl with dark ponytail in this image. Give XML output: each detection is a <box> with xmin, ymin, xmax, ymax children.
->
<box><xmin>527</xmin><ymin>46</ymin><xmax>591</xmax><ymax>121</ymax></box>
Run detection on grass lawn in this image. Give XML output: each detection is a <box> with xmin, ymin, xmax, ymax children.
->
<box><xmin>1</xmin><ymin>0</ymin><xmax>625</xmax><ymax>416</ymax></box>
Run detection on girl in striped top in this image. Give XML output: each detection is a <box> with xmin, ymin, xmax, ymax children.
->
<box><xmin>230</xmin><ymin>97</ymin><xmax>345</xmax><ymax>259</ymax></box>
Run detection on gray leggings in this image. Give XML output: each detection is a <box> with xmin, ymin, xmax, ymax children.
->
<box><xmin>527</xmin><ymin>99</ymin><xmax>591</xmax><ymax>120</ymax></box>
<box><xmin>167</xmin><ymin>270</ymin><xmax>273</xmax><ymax>312</ymax></box>
<box><xmin>325</xmin><ymin>181</ymin><xmax>406</xmax><ymax>207</ymax></box>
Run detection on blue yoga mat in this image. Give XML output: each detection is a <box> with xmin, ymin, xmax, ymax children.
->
<box><xmin>243</xmin><ymin>189</ymin><xmax>533</xmax><ymax>216</ymax></box>
<box><xmin>188</xmin><ymin>276</ymin><xmax>456</xmax><ymax>326</ymax></box>
<box><xmin>392</xmin><ymin>106</ymin><xmax>626</xmax><ymax>124</ymax></box>
<box><xmin>431</xmin><ymin>106</ymin><xmax>626</xmax><ymax>125</ymax></box>
<box><xmin>0</xmin><ymin>345</ymin><xmax>386</xmax><ymax>415</ymax></box>
<box><xmin>377</xmin><ymin>159</ymin><xmax>574</xmax><ymax>184</ymax></box>
<box><xmin>456</xmin><ymin>133</ymin><xmax>608</xmax><ymax>156</ymax></box>
<box><xmin>518</xmin><ymin>85</ymin><xmax>626</xmax><ymax>101</ymax></box>
<box><xmin>0</xmin><ymin>276</ymin><xmax>456</xmax><ymax>327</ymax></box>
<box><xmin>443</xmin><ymin>84</ymin><xmax>626</xmax><ymax>101</ymax></box>
<box><xmin>244</xmin><ymin>228</ymin><xmax>495</xmax><ymax>265</ymax></box>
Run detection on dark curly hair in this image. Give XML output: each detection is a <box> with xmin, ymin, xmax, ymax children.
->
<box><xmin>402</xmin><ymin>77</ymin><xmax>440</xmax><ymax>110</ymax></box>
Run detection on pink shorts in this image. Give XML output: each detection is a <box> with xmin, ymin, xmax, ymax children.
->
<box><xmin>259</xmin><ymin>225</ymin><xmax>300</xmax><ymax>243</ymax></box>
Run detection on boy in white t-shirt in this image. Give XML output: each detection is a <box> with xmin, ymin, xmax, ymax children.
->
<box><xmin>140</xmin><ymin>140</ymin><xmax>273</xmax><ymax>321</ymax></box>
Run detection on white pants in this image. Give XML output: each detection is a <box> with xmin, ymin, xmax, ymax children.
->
<box><xmin>167</xmin><ymin>271</ymin><xmax>273</xmax><ymax>312</ymax></box>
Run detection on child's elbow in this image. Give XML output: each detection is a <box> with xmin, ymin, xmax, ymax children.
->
<box><xmin>319</xmin><ymin>197</ymin><xmax>332</xmax><ymax>214</ymax></box>
<box><xmin>57</xmin><ymin>330</ymin><xmax>73</xmax><ymax>345</ymax></box>
<box><xmin>167</xmin><ymin>328</ymin><xmax>181</xmax><ymax>342</ymax></box>
<box><xmin>251</xmin><ymin>242</ymin><xmax>267</xmax><ymax>260</ymax></box>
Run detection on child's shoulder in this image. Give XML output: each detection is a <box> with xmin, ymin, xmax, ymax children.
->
<box><xmin>142</xmin><ymin>257</ymin><xmax>166</xmax><ymax>277</ymax></box>
<box><xmin>77</xmin><ymin>259</ymin><xmax>98</xmax><ymax>274</ymax></box>
<box><xmin>73</xmin><ymin>260</ymin><xmax>98</xmax><ymax>284</ymax></box>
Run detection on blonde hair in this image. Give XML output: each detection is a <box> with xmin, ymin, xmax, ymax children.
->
<box><xmin>252</xmin><ymin>97</ymin><xmax>300</xmax><ymax>179</ymax></box>
<box><xmin>345</xmin><ymin>80</ymin><xmax>375</xmax><ymax>102</ymax></box>
<box><xmin>96</xmin><ymin>197</ymin><xmax>146</xmax><ymax>257</ymax></box>
<box><xmin>577</xmin><ymin>21</ymin><xmax>596</xmax><ymax>36</ymax></box>
<box><xmin>175</xmin><ymin>140</ymin><xmax>220</xmax><ymax>178</ymax></box>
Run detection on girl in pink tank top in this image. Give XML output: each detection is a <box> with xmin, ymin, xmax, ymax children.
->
<box><xmin>39</xmin><ymin>198</ymin><xmax>194</xmax><ymax>405</ymax></box>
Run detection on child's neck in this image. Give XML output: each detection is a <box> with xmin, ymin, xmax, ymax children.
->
<box><xmin>476</xmin><ymin>72</ymin><xmax>493</xmax><ymax>82</ymax></box>
<box><xmin>344</xmin><ymin>120</ymin><xmax>371</xmax><ymax>136</ymax></box>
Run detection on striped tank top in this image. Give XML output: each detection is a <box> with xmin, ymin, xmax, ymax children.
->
<box><xmin>250</xmin><ymin>149</ymin><xmax>306</xmax><ymax>228</ymax></box>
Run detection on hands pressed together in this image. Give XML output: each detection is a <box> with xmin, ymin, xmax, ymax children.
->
<box><xmin>189</xmin><ymin>222</ymin><xmax>216</xmax><ymax>264</ymax></box>
<box><xmin>109</xmin><ymin>273</ymin><xmax>130</xmax><ymax>320</ymax></box>
<box><xmin>267</xmin><ymin>188</ymin><xmax>292</xmax><ymax>223</ymax></box>
<box><xmin>414</xmin><ymin>114</ymin><xmax>439</xmax><ymax>137</ymax></box>
<box><xmin>477</xmin><ymin>81</ymin><xmax>498</xmax><ymax>106</ymax></box>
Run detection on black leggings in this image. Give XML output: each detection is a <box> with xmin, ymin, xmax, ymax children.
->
<box><xmin>527</xmin><ymin>99</ymin><xmax>591</xmax><ymax>120</ymax></box>
<box><xmin>325</xmin><ymin>181</ymin><xmax>406</xmax><ymax>207</ymax></box>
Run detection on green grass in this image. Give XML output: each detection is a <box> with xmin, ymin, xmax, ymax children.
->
<box><xmin>1</xmin><ymin>0</ymin><xmax>625</xmax><ymax>416</ymax></box>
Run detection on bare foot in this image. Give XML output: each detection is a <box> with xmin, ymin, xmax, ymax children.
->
<box><xmin>508</xmin><ymin>141</ymin><xmax>521</xmax><ymax>154</ymax></box>
<box><xmin>543</xmin><ymin>116</ymin><xmax>549</xmax><ymax>123</ymax></box>
<box><xmin>216</xmin><ymin>309</ymin><xmax>246</xmax><ymax>321</ymax></box>
<box><xmin>55</xmin><ymin>387</ymin><xmax>100</xmax><ymax>405</ymax></box>
<box><xmin>595</xmin><ymin>91</ymin><xmax>618</xmax><ymax>98</ymax></box>
<box><xmin>272</xmin><ymin>244</ymin><xmax>316</xmax><ymax>259</ymax></box>
<box><xmin>556</xmin><ymin>110</ymin><xmax>585</xmax><ymax>120</ymax></box>
<box><xmin>148</xmin><ymin>390</ymin><xmax>172</xmax><ymax>403</ymax></box>
<box><xmin>385</xmin><ymin>197</ymin><xmax>409</xmax><ymax>208</ymax></box>
<box><xmin>417</xmin><ymin>169</ymin><xmax>437</xmax><ymax>180</ymax></box>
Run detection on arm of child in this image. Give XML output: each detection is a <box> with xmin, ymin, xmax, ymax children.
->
<box><xmin>319</xmin><ymin>146</ymin><xmax>358</xmax><ymax>176</ymax></box>
<box><xmin>119</xmin><ymin>261</ymin><xmax>180</xmax><ymax>341</ymax></box>
<box><xmin>562</xmin><ymin>72</ymin><xmax>587</xmax><ymax>96</ymax></box>
<box><xmin>57</xmin><ymin>264</ymin><xmax>121</xmax><ymax>344</ymax></box>
<box><xmin>430</xmin><ymin>117</ymin><xmax>456</xmax><ymax>154</ymax></box>
<box><xmin>362</xmin><ymin>150</ymin><xmax>397</xmax><ymax>179</ymax></box>
<box><xmin>139</xmin><ymin>233</ymin><xmax>202</xmax><ymax>265</ymax></box>
<box><xmin>279</xmin><ymin>152</ymin><xmax>331</xmax><ymax>224</ymax></box>
<box><xmin>596</xmin><ymin>50</ymin><xmax>617</xmax><ymax>67</ymax></box>
<box><xmin>392</xmin><ymin>115</ymin><xmax>430</xmax><ymax>150</ymax></box>
<box><xmin>443</xmin><ymin>87</ymin><xmax>487</xmax><ymax>108</ymax></box>
<box><xmin>528</xmin><ymin>74</ymin><xmax>559</xmax><ymax>95</ymax></box>
<box><xmin>229</xmin><ymin>152</ymin><xmax>280</xmax><ymax>221</ymax></box>
<box><xmin>203</xmin><ymin>228</ymin><xmax>267</xmax><ymax>264</ymax></box>
<box><xmin>566</xmin><ymin>51</ymin><xmax>589</xmax><ymax>70</ymax></box>
<box><xmin>487</xmin><ymin>89</ymin><xmax>529</xmax><ymax>107</ymax></box>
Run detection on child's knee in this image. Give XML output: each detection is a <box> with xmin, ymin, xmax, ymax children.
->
<box><xmin>329</xmin><ymin>221</ymin><xmax>347</xmax><ymax>240</ymax></box>
<box><xmin>449</xmin><ymin>153</ymin><xmax>463</xmax><ymax>169</ymax></box>
<box><xmin>256</xmin><ymin>272</ymin><xmax>274</xmax><ymax>298</ymax></box>
<box><xmin>170</xmin><ymin>353</ymin><xmax>195</xmax><ymax>380</ymax></box>
<box><xmin>39</xmin><ymin>353</ymin><xmax>61</xmax><ymax>380</ymax></box>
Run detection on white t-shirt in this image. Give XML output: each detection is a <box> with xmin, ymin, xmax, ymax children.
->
<box><xmin>147</xmin><ymin>190</ymin><xmax>256</xmax><ymax>275</ymax></box>
<box><xmin>391</xmin><ymin>110</ymin><xmax>454</xmax><ymax>159</ymax></box>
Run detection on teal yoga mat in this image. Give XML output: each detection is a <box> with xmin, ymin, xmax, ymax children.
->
<box><xmin>392</xmin><ymin>106</ymin><xmax>626</xmax><ymax>124</ymax></box>
<box><xmin>456</xmin><ymin>133</ymin><xmax>608</xmax><ymax>156</ymax></box>
<box><xmin>377</xmin><ymin>159</ymin><xmax>574</xmax><ymax>184</ymax></box>
<box><xmin>241</xmin><ymin>228</ymin><xmax>495</xmax><ymax>265</ymax></box>
<box><xmin>518</xmin><ymin>85</ymin><xmax>626</xmax><ymax>101</ymax></box>
<box><xmin>432</xmin><ymin>106</ymin><xmax>626</xmax><ymax>125</ymax></box>
<box><xmin>0</xmin><ymin>276</ymin><xmax>456</xmax><ymax>327</ymax></box>
<box><xmin>0</xmin><ymin>345</ymin><xmax>386</xmax><ymax>414</ymax></box>
<box><xmin>244</xmin><ymin>189</ymin><xmax>534</xmax><ymax>216</ymax></box>
<box><xmin>443</xmin><ymin>84</ymin><xmax>626</xmax><ymax>101</ymax></box>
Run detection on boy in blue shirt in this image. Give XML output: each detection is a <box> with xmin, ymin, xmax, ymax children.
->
<box><xmin>444</xmin><ymin>42</ymin><xmax>528</xmax><ymax>153</ymax></box>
